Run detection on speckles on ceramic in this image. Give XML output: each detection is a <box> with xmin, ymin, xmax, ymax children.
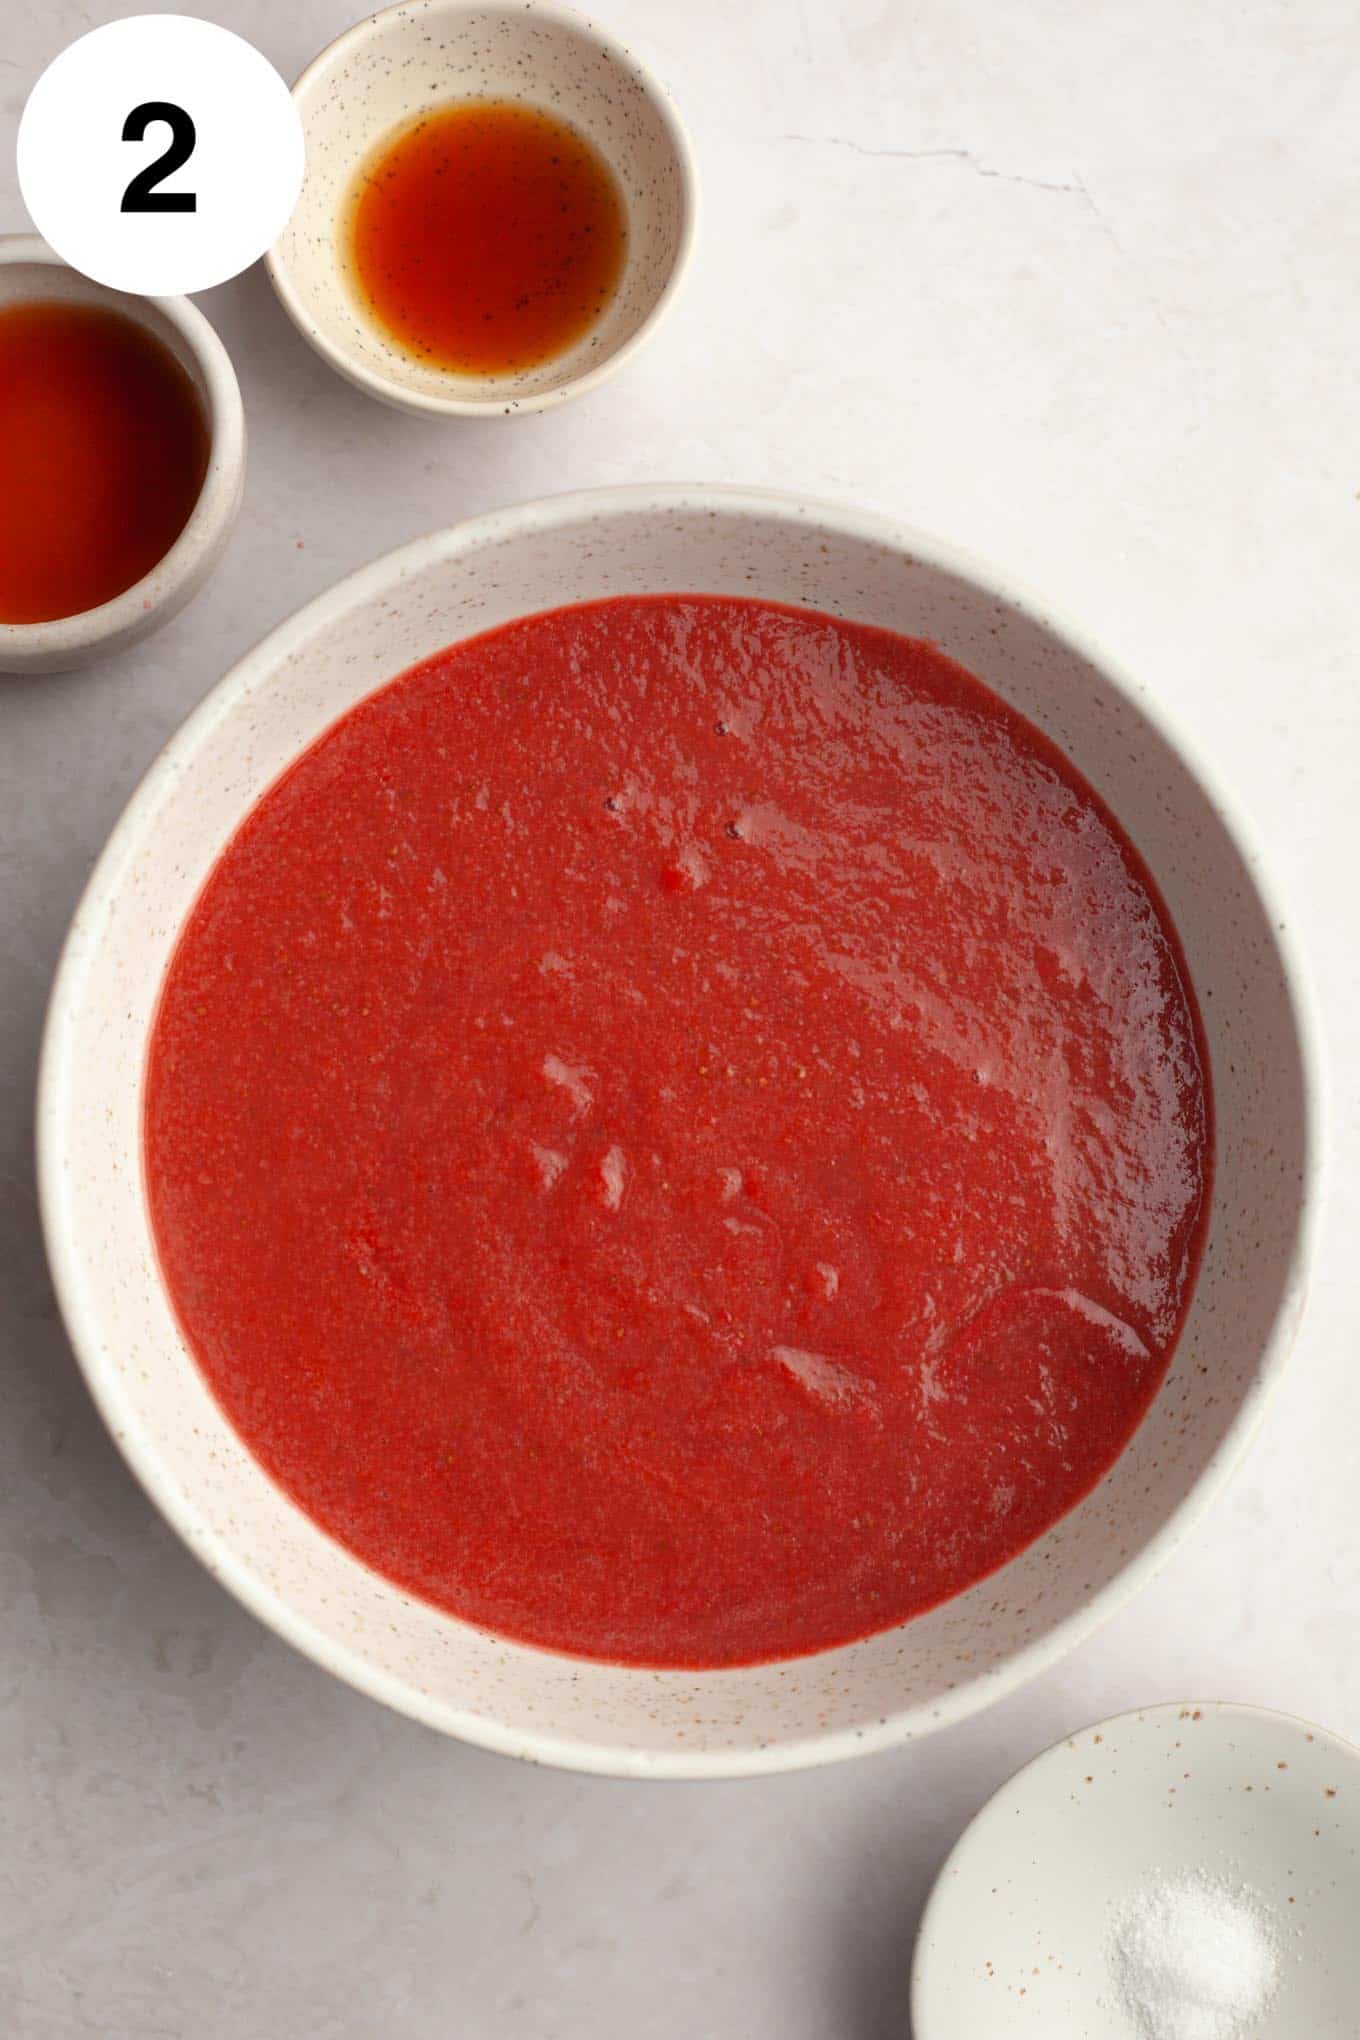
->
<box><xmin>267</xmin><ymin>1</ymin><xmax>696</xmax><ymax>416</ymax></box>
<box><xmin>36</xmin><ymin>489</ymin><xmax>1321</xmax><ymax>1778</ymax></box>
<box><xmin>911</xmin><ymin>1702</ymin><xmax>1360</xmax><ymax>2035</ymax></box>
<box><xmin>0</xmin><ymin>236</ymin><xmax>245</xmax><ymax>674</ymax></box>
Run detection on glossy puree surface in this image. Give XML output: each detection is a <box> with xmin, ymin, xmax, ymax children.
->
<box><xmin>144</xmin><ymin>596</ymin><xmax>1210</xmax><ymax>1668</ymax></box>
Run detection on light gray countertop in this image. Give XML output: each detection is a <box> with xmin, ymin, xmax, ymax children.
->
<box><xmin>3</xmin><ymin>2</ymin><xmax>1358</xmax><ymax>2034</ymax></box>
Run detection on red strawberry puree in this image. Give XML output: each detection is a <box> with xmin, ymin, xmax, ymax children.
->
<box><xmin>144</xmin><ymin>595</ymin><xmax>1210</xmax><ymax>1667</ymax></box>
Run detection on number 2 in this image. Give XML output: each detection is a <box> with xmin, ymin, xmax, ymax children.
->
<box><xmin>120</xmin><ymin>101</ymin><xmax>197</xmax><ymax>214</ymax></box>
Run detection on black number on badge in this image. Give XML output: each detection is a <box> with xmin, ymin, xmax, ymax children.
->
<box><xmin>120</xmin><ymin>101</ymin><xmax>197</xmax><ymax>214</ymax></box>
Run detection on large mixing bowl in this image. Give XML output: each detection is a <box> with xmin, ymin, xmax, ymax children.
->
<box><xmin>36</xmin><ymin>488</ymin><xmax>1320</xmax><ymax>1777</ymax></box>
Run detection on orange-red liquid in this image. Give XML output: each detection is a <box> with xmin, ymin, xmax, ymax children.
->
<box><xmin>347</xmin><ymin>99</ymin><xmax>627</xmax><ymax>375</ymax></box>
<box><xmin>0</xmin><ymin>301</ymin><xmax>209</xmax><ymax>626</ymax></box>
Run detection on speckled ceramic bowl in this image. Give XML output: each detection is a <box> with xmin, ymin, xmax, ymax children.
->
<box><xmin>0</xmin><ymin>234</ymin><xmax>244</xmax><ymax>674</ymax></box>
<box><xmin>912</xmin><ymin>1701</ymin><xmax>1360</xmax><ymax>2034</ymax></box>
<box><xmin>37</xmin><ymin>488</ymin><xmax>1321</xmax><ymax>1777</ymax></box>
<box><xmin>267</xmin><ymin>0</ymin><xmax>696</xmax><ymax>417</ymax></box>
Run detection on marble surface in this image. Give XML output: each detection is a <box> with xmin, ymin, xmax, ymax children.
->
<box><xmin>2</xmin><ymin>1</ymin><xmax>1357</xmax><ymax>2034</ymax></box>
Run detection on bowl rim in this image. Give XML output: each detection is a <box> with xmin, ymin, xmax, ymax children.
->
<box><xmin>35</xmin><ymin>484</ymin><xmax>1326</xmax><ymax>1779</ymax></box>
<box><xmin>908</xmin><ymin>1698</ymin><xmax>1360</xmax><ymax>2026</ymax></box>
<box><xmin>265</xmin><ymin>0</ymin><xmax>700</xmax><ymax>419</ymax></box>
<box><xmin>0</xmin><ymin>233</ymin><xmax>245</xmax><ymax>658</ymax></box>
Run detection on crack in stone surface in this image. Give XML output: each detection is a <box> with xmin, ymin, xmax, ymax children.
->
<box><xmin>777</xmin><ymin>131</ymin><xmax>1091</xmax><ymax>200</ymax></box>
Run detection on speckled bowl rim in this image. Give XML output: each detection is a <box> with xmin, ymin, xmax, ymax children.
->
<box><xmin>908</xmin><ymin>1699</ymin><xmax>1360</xmax><ymax>2026</ymax></box>
<box><xmin>0</xmin><ymin>234</ymin><xmax>245</xmax><ymax>663</ymax></box>
<box><xmin>36</xmin><ymin>486</ymin><xmax>1324</xmax><ymax>1778</ymax></box>
<box><xmin>265</xmin><ymin>0</ymin><xmax>699</xmax><ymax>418</ymax></box>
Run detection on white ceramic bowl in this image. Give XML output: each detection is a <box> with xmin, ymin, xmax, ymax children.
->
<box><xmin>0</xmin><ymin>235</ymin><xmax>244</xmax><ymax>675</ymax></box>
<box><xmin>267</xmin><ymin>0</ymin><xmax>696</xmax><ymax>417</ymax></box>
<box><xmin>911</xmin><ymin>1701</ymin><xmax>1360</xmax><ymax>2035</ymax></box>
<box><xmin>37</xmin><ymin>488</ymin><xmax>1320</xmax><ymax>1778</ymax></box>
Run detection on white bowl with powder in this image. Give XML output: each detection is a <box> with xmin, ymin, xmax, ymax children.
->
<box><xmin>911</xmin><ymin>1700</ymin><xmax>1360</xmax><ymax>2037</ymax></box>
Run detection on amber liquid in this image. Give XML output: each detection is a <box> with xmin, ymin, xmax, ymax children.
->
<box><xmin>0</xmin><ymin>301</ymin><xmax>209</xmax><ymax>626</ymax></box>
<box><xmin>347</xmin><ymin>99</ymin><xmax>627</xmax><ymax>375</ymax></box>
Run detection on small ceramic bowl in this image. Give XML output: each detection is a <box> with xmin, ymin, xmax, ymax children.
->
<box><xmin>0</xmin><ymin>235</ymin><xmax>244</xmax><ymax>676</ymax></box>
<box><xmin>911</xmin><ymin>1701</ymin><xmax>1360</xmax><ymax>2035</ymax></box>
<box><xmin>37</xmin><ymin>488</ymin><xmax>1321</xmax><ymax>1778</ymax></box>
<box><xmin>267</xmin><ymin>0</ymin><xmax>697</xmax><ymax>418</ymax></box>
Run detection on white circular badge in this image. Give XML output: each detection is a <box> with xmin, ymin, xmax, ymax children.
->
<box><xmin>17</xmin><ymin>14</ymin><xmax>305</xmax><ymax>297</ymax></box>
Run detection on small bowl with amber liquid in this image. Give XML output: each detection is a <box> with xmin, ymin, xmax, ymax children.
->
<box><xmin>268</xmin><ymin>0</ymin><xmax>697</xmax><ymax>418</ymax></box>
<box><xmin>0</xmin><ymin>236</ymin><xmax>244</xmax><ymax>674</ymax></box>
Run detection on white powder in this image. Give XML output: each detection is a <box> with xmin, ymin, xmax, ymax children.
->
<box><xmin>1108</xmin><ymin>1869</ymin><xmax>1281</xmax><ymax>2040</ymax></box>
